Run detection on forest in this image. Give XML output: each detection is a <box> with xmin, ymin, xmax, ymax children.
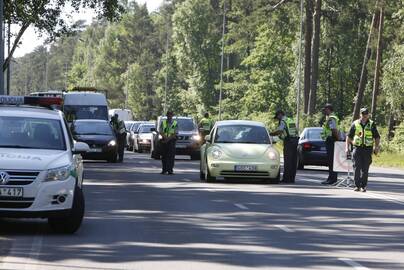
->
<box><xmin>9</xmin><ymin>0</ymin><xmax>404</xmax><ymax>160</ymax></box>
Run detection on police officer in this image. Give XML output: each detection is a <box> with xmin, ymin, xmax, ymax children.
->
<box><xmin>270</xmin><ymin>110</ymin><xmax>299</xmax><ymax>183</ymax></box>
<box><xmin>199</xmin><ymin>112</ymin><xmax>214</xmax><ymax>138</ymax></box>
<box><xmin>321</xmin><ymin>104</ymin><xmax>340</xmax><ymax>185</ymax></box>
<box><xmin>159</xmin><ymin>111</ymin><xmax>178</xmax><ymax>175</ymax></box>
<box><xmin>110</xmin><ymin>114</ymin><xmax>127</xmax><ymax>163</ymax></box>
<box><xmin>346</xmin><ymin>108</ymin><xmax>380</xmax><ymax>192</ymax></box>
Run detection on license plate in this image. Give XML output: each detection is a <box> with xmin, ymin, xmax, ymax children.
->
<box><xmin>177</xmin><ymin>144</ymin><xmax>187</xmax><ymax>149</ymax></box>
<box><xmin>89</xmin><ymin>148</ymin><xmax>102</xmax><ymax>153</ymax></box>
<box><xmin>235</xmin><ymin>165</ymin><xmax>257</xmax><ymax>172</ymax></box>
<box><xmin>0</xmin><ymin>187</ymin><xmax>23</xmax><ymax>198</ymax></box>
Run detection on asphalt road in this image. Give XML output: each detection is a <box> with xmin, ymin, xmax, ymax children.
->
<box><xmin>1</xmin><ymin>151</ymin><xmax>404</xmax><ymax>270</ymax></box>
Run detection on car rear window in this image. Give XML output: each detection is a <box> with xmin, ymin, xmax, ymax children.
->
<box><xmin>306</xmin><ymin>129</ymin><xmax>323</xmax><ymax>140</ymax></box>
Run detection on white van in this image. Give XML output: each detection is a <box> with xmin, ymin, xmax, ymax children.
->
<box><xmin>109</xmin><ymin>109</ymin><xmax>133</xmax><ymax>122</ymax></box>
<box><xmin>63</xmin><ymin>92</ymin><xmax>109</xmax><ymax>122</ymax></box>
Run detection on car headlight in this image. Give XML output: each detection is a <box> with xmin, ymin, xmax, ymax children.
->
<box><xmin>158</xmin><ymin>134</ymin><xmax>163</xmax><ymax>140</ymax></box>
<box><xmin>192</xmin><ymin>134</ymin><xmax>201</xmax><ymax>141</ymax></box>
<box><xmin>268</xmin><ymin>150</ymin><xmax>277</xmax><ymax>160</ymax></box>
<box><xmin>211</xmin><ymin>149</ymin><xmax>223</xmax><ymax>159</ymax></box>
<box><xmin>46</xmin><ymin>165</ymin><xmax>73</xmax><ymax>181</ymax></box>
<box><xmin>141</xmin><ymin>139</ymin><xmax>149</xmax><ymax>143</ymax></box>
<box><xmin>108</xmin><ymin>140</ymin><xmax>116</xmax><ymax>147</ymax></box>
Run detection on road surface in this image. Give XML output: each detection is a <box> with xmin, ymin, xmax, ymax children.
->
<box><xmin>1</xmin><ymin>152</ymin><xmax>404</xmax><ymax>270</ymax></box>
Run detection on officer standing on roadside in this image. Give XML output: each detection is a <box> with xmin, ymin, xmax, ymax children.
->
<box><xmin>270</xmin><ymin>110</ymin><xmax>299</xmax><ymax>183</ymax></box>
<box><xmin>321</xmin><ymin>104</ymin><xmax>340</xmax><ymax>185</ymax></box>
<box><xmin>159</xmin><ymin>111</ymin><xmax>178</xmax><ymax>175</ymax></box>
<box><xmin>199</xmin><ymin>112</ymin><xmax>214</xmax><ymax>139</ymax></box>
<box><xmin>110</xmin><ymin>114</ymin><xmax>127</xmax><ymax>163</ymax></box>
<box><xmin>346</xmin><ymin>108</ymin><xmax>380</xmax><ymax>192</ymax></box>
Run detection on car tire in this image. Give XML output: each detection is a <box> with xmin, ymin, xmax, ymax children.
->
<box><xmin>48</xmin><ymin>187</ymin><xmax>85</xmax><ymax>234</ymax></box>
<box><xmin>297</xmin><ymin>156</ymin><xmax>304</xmax><ymax>170</ymax></box>
<box><xmin>205</xmin><ymin>159</ymin><xmax>216</xmax><ymax>183</ymax></box>
<box><xmin>190</xmin><ymin>153</ymin><xmax>200</xmax><ymax>160</ymax></box>
<box><xmin>107</xmin><ymin>154</ymin><xmax>118</xmax><ymax>163</ymax></box>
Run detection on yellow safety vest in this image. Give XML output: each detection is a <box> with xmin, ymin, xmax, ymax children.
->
<box><xmin>162</xmin><ymin>120</ymin><xmax>177</xmax><ymax>136</ymax></box>
<box><xmin>353</xmin><ymin>119</ymin><xmax>374</xmax><ymax>147</ymax></box>
<box><xmin>321</xmin><ymin>114</ymin><xmax>339</xmax><ymax>140</ymax></box>
<box><xmin>280</xmin><ymin>117</ymin><xmax>298</xmax><ymax>140</ymax></box>
<box><xmin>199</xmin><ymin>118</ymin><xmax>213</xmax><ymax>131</ymax></box>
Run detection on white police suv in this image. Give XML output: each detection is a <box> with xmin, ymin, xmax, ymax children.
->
<box><xmin>0</xmin><ymin>96</ymin><xmax>90</xmax><ymax>233</ymax></box>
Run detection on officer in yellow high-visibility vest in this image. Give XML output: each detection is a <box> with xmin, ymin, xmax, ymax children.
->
<box><xmin>199</xmin><ymin>112</ymin><xmax>214</xmax><ymax>138</ymax></box>
<box><xmin>270</xmin><ymin>110</ymin><xmax>299</xmax><ymax>183</ymax></box>
<box><xmin>159</xmin><ymin>111</ymin><xmax>178</xmax><ymax>175</ymax></box>
<box><xmin>346</xmin><ymin>108</ymin><xmax>380</xmax><ymax>192</ymax></box>
<box><xmin>320</xmin><ymin>104</ymin><xmax>340</xmax><ymax>185</ymax></box>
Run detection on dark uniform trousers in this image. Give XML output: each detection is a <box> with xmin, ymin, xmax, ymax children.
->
<box><xmin>283</xmin><ymin>137</ymin><xmax>298</xmax><ymax>182</ymax></box>
<box><xmin>161</xmin><ymin>140</ymin><xmax>176</xmax><ymax>173</ymax></box>
<box><xmin>326</xmin><ymin>137</ymin><xmax>338</xmax><ymax>182</ymax></box>
<box><xmin>117</xmin><ymin>133</ymin><xmax>126</xmax><ymax>162</ymax></box>
<box><xmin>352</xmin><ymin>147</ymin><xmax>373</xmax><ymax>188</ymax></box>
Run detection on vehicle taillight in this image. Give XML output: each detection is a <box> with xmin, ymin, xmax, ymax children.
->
<box><xmin>303</xmin><ymin>142</ymin><xmax>312</xmax><ymax>151</ymax></box>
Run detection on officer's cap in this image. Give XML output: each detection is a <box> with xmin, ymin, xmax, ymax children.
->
<box><xmin>323</xmin><ymin>103</ymin><xmax>334</xmax><ymax>111</ymax></box>
<box><xmin>360</xmin><ymin>107</ymin><xmax>369</xmax><ymax>114</ymax></box>
<box><xmin>273</xmin><ymin>109</ymin><xmax>284</xmax><ymax>119</ymax></box>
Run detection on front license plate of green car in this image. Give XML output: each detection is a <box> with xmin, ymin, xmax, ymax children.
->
<box><xmin>0</xmin><ymin>187</ymin><xmax>23</xmax><ymax>198</ymax></box>
<box><xmin>234</xmin><ymin>165</ymin><xmax>257</xmax><ymax>172</ymax></box>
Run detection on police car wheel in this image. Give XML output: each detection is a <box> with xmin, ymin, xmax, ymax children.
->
<box><xmin>48</xmin><ymin>187</ymin><xmax>85</xmax><ymax>234</ymax></box>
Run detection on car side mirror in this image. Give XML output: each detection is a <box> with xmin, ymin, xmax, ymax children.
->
<box><xmin>72</xmin><ymin>142</ymin><xmax>90</xmax><ymax>154</ymax></box>
<box><xmin>151</xmin><ymin>127</ymin><xmax>156</xmax><ymax>132</ymax></box>
<box><xmin>205</xmin><ymin>135</ymin><xmax>212</xmax><ymax>143</ymax></box>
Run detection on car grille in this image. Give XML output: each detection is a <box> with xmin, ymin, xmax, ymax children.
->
<box><xmin>177</xmin><ymin>136</ymin><xmax>190</xmax><ymax>141</ymax></box>
<box><xmin>0</xmin><ymin>197</ymin><xmax>35</xmax><ymax>209</ymax></box>
<box><xmin>220</xmin><ymin>171</ymin><xmax>270</xmax><ymax>177</ymax></box>
<box><xmin>1</xmin><ymin>171</ymin><xmax>40</xmax><ymax>185</ymax></box>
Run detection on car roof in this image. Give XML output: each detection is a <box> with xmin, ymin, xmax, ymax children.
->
<box><xmin>159</xmin><ymin>116</ymin><xmax>194</xmax><ymax>120</ymax></box>
<box><xmin>216</xmin><ymin>120</ymin><xmax>266</xmax><ymax>127</ymax></box>
<box><xmin>303</xmin><ymin>127</ymin><xmax>322</xmax><ymax>131</ymax></box>
<box><xmin>0</xmin><ymin>106</ymin><xmax>62</xmax><ymax>120</ymax></box>
<box><xmin>74</xmin><ymin>119</ymin><xmax>109</xmax><ymax>123</ymax></box>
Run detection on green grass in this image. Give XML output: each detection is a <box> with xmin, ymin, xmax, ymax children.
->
<box><xmin>373</xmin><ymin>152</ymin><xmax>404</xmax><ymax>169</ymax></box>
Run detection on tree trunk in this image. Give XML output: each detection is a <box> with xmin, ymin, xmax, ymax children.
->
<box><xmin>303</xmin><ymin>0</ymin><xmax>313</xmax><ymax>114</ymax></box>
<box><xmin>3</xmin><ymin>23</ymin><xmax>30</xmax><ymax>72</ymax></box>
<box><xmin>352</xmin><ymin>4</ymin><xmax>379</xmax><ymax>121</ymax></box>
<box><xmin>371</xmin><ymin>7</ymin><xmax>384</xmax><ymax>118</ymax></box>
<box><xmin>308</xmin><ymin>0</ymin><xmax>321</xmax><ymax>115</ymax></box>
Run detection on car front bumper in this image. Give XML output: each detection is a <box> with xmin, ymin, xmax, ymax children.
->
<box><xmin>0</xmin><ymin>174</ymin><xmax>76</xmax><ymax>218</ymax></box>
<box><xmin>208</xmin><ymin>159</ymin><xmax>280</xmax><ymax>178</ymax></box>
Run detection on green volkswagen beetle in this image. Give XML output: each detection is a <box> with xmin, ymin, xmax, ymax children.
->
<box><xmin>200</xmin><ymin>120</ymin><xmax>281</xmax><ymax>183</ymax></box>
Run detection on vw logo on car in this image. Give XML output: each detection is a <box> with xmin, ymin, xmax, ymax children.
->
<box><xmin>0</xmin><ymin>171</ymin><xmax>10</xmax><ymax>185</ymax></box>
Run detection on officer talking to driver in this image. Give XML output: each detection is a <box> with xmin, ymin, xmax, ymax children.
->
<box><xmin>270</xmin><ymin>110</ymin><xmax>298</xmax><ymax>183</ymax></box>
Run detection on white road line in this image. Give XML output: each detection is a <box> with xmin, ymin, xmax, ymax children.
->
<box><xmin>364</xmin><ymin>192</ymin><xmax>404</xmax><ymax>206</ymax></box>
<box><xmin>234</xmin><ymin>203</ymin><xmax>249</xmax><ymax>210</ymax></box>
<box><xmin>274</xmin><ymin>225</ymin><xmax>294</xmax><ymax>233</ymax></box>
<box><xmin>183</xmin><ymin>178</ymin><xmax>192</xmax><ymax>182</ymax></box>
<box><xmin>339</xmin><ymin>258</ymin><xmax>370</xmax><ymax>270</ymax></box>
<box><xmin>24</xmin><ymin>234</ymin><xmax>43</xmax><ymax>270</ymax></box>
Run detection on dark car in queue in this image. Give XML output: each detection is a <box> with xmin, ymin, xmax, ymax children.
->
<box><xmin>297</xmin><ymin>127</ymin><xmax>328</xmax><ymax>169</ymax></box>
<box><xmin>71</xmin><ymin>119</ymin><xmax>118</xmax><ymax>163</ymax></box>
<box><xmin>150</xmin><ymin>116</ymin><xmax>201</xmax><ymax>160</ymax></box>
<box><xmin>133</xmin><ymin>123</ymin><xmax>155</xmax><ymax>153</ymax></box>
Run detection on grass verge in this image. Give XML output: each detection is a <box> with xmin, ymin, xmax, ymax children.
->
<box><xmin>373</xmin><ymin>151</ymin><xmax>404</xmax><ymax>169</ymax></box>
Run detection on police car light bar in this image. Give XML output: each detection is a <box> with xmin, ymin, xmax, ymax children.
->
<box><xmin>0</xmin><ymin>95</ymin><xmax>63</xmax><ymax>107</ymax></box>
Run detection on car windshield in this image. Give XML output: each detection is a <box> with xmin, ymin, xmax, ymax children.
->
<box><xmin>72</xmin><ymin>121</ymin><xmax>113</xmax><ymax>136</ymax></box>
<box><xmin>0</xmin><ymin>116</ymin><xmax>66</xmax><ymax>150</ymax></box>
<box><xmin>139</xmin><ymin>125</ymin><xmax>154</xmax><ymax>133</ymax></box>
<box><xmin>160</xmin><ymin>118</ymin><xmax>196</xmax><ymax>132</ymax></box>
<box><xmin>131</xmin><ymin>123</ymin><xmax>143</xmax><ymax>132</ymax></box>
<box><xmin>306</xmin><ymin>129</ymin><xmax>323</xmax><ymax>140</ymax></box>
<box><xmin>215</xmin><ymin>125</ymin><xmax>270</xmax><ymax>144</ymax></box>
<box><xmin>64</xmin><ymin>105</ymin><xmax>108</xmax><ymax>121</ymax></box>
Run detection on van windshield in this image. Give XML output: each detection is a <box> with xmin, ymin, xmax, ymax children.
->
<box><xmin>64</xmin><ymin>105</ymin><xmax>108</xmax><ymax>122</ymax></box>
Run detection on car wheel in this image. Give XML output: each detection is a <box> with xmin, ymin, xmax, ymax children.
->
<box><xmin>205</xmin><ymin>159</ymin><xmax>216</xmax><ymax>183</ymax></box>
<box><xmin>107</xmin><ymin>154</ymin><xmax>118</xmax><ymax>163</ymax></box>
<box><xmin>190</xmin><ymin>153</ymin><xmax>200</xmax><ymax>160</ymax></box>
<box><xmin>48</xmin><ymin>186</ymin><xmax>85</xmax><ymax>234</ymax></box>
<box><xmin>297</xmin><ymin>156</ymin><xmax>304</xmax><ymax>170</ymax></box>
